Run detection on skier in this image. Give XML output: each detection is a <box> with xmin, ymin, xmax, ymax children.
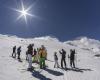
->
<box><xmin>59</xmin><ymin>49</ymin><xmax>67</xmax><ymax>69</ymax></box>
<box><xmin>69</xmin><ymin>49</ymin><xmax>76</xmax><ymax>68</ymax></box>
<box><xmin>39</xmin><ymin>45</ymin><xmax>47</xmax><ymax>69</ymax></box>
<box><xmin>27</xmin><ymin>44</ymin><xmax>34</xmax><ymax>71</ymax></box>
<box><xmin>54</xmin><ymin>52</ymin><xmax>59</xmax><ymax>68</ymax></box>
<box><xmin>12</xmin><ymin>46</ymin><xmax>16</xmax><ymax>58</ymax></box>
<box><xmin>17</xmin><ymin>46</ymin><xmax>21</xmax><ymax>60</ymax></box>
<box><xmin>32</xmin><ymin>49</ymin><xmax>38</xmax><ymax>63</ymax></box>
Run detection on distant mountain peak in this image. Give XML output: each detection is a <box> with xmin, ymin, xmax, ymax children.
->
<box><xmin>34</xmin><ymin>36</ymin><xmax>59</xmax><ymax>42</ymax></box>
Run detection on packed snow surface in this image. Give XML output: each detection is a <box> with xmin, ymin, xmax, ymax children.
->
<box><xmin>0</xmin><ymin>34</ymin><xmax>100</xmax><ymax>80</ymax></box>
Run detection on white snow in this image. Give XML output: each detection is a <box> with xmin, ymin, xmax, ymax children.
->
<box><xmin>0</xmin><ymin>34</ymin><xmax>100</xmax><ymax>80</ymax></box>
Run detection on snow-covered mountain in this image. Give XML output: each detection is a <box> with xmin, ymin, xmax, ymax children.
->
<box><xmin>64</xmin><ymin>37</ymin><xmax>100</xmax><ymax>53</ymax></box>
<box><xmin>0</xmin><ymin>34</ymin><xmax>100</xmax><ymax>80</ymax></box>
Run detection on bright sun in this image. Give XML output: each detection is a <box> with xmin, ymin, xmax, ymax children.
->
<box><xmin>11</xmin><ymin>0</ymin><xmax>35</xmax><ymax>24</ymax></box>
<box><xmin>22</xmin><ymin>10</ymin><xmax>27</xmax><ymax>16</ymax></box>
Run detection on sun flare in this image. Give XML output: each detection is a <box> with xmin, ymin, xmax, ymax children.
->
<box><xmin>12</xmin><ymin>0</ymin><xmax>35</xmax><ymax>24</ymax></box>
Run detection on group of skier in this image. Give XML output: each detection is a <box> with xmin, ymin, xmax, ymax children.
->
<box><xmin>12</xmin><ymin>46</ymin><xmax>21</xmax><ymax>61</ymax></box>
<box><xmin>54</xmin><ymin>49</ymin><xmax>76</xmax><ymax>69</ymax></box>
<box><xmin>12</xmin><ymin>44</ymin><xmax>77</xmax><ymax>71</ymax></box>
<box><xmin>12</xmin><ymin>44</ymin><xmax>47</xmax><ymax>71</ymax></box>
<box><xmin>26</xmin><ymin>44</ymin><xmax>47</xmax><ymax>70</ymax></box>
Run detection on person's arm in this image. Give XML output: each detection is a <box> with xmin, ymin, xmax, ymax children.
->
<box><xmin>59</xmin><ymin>51</ymin><xmax>62</xmax><ymax>54</ymax></box>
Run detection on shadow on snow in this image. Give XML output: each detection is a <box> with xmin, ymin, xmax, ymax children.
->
<box><xmin>44</xmin><ymin>68</ymin><xmax>64</xmax><ymax>76</ymax></box>
<box><xmin>66</xmin><ymin>67</ymin><xmax>92</xmax><ymax>73</ymax></box>
<box><xmin>32</xmin><ymin>70</ymin><xmax>51</xmax><ymax>80</ymax></box>
<box><xmin>31</xmin><ymin>68</ymin><xmax>64</xmax><ymax>80</ymax></box>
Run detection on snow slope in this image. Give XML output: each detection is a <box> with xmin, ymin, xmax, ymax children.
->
<box><xmin>0</xmin><ymin>34</ymin><xmax>100</xmax><ymax>80</ymax></box>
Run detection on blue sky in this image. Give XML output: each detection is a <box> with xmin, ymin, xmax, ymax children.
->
<box><xmin>0</xmin><ymin>0</ymin><xmax>100</xmax><ymax>41</ymax></box>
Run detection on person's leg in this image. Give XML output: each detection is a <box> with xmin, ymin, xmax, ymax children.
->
<box><xmin>61</xmin><ymin>59</ymin><xmax>63</xmax><ymax>68</ymax></box>
<box><xmin>28</xmin><ymin>55</ymin><xmax>33</xmax><ymax>71</ymax></box>
<box><xmin>19</xmin><ymin>53</ymin><xmax>20</xmax><ymax>60</ymax></box>
<box><xmin>12</xmin><ymin>52</ymin><xmax>16</xmax><ymax>58</ymax></box>
<box><xmin>12</xmin><ymin>52</ymin><xmax>14</xmax><ymax>57</ymax></box>
<box><xmin>15</xmin><ymin>52</ymin><xmax>16</xmax><ymax>58</ymax></box>
<box><xmin>43</xmin><ymin>58</ymin><xmax>45</xmax><ymax>68</ymax></box>
<box><xmin>70</xmin><ymin>60</ymin><xmax>72</xmax><ymax>68</ymax></box>
<box><xmin>17</xmin><ymin>52</ymin><xmax>19</xmax><ymax>59</ymax></box>
<box><xmin>54</xmin><ymin>63</ymin><xmax>56</xmax><ymax>68</ymax></box>
<box><xmin>72</xmin><ymin>60</ymin><xmax>75</xmax><ymax>68</ymax></box>
<box><xmin>18</xmin><ymin>53</ymin><xmax>20</xmax><ymax>59</ymax></box>
<box><xmin>12</xmin><ymin>50</ymin><xmax>15</xmax><ymax>57</ymax></box>
<box><xmin>63</xmin><ymin>59</ymin><xmax>67</xmax><ymax>68</ymax></box>
<box><xmin>28</xmin><ymin>54</ymin><xmax>31</xmax><ymax>68</ymax></box>
<box><xmin>55</xmin><ymin>60</ymin><xmax>57</xmax><ymax>68</ymax></box>
<box><xmin>26</xmin><ymin>54</ymin><xmax>28</xmax><ymax>60</ymax></box>
<box><xmin>28</xmin><ymin>54</ymin><xmax>32</xmax><ymax>69</ymax></box>
<box><xmin>40</xmin><ymin>58</ymin><xmax>42</xmax><ymax>69</ymax></box>
<box><xmin>30</xmin><ymin>56</ymin><xmax>32</xmax><ymax>68</ymax></box>
<box><xmin>54</xmin><ymin>60</ymin><xmax>56</xmax><ymax>68</ymax></box>
<box><xmin>17</xmin><ymin>54</ymin><xmax>19</xmax><ymax>59</ymax></box>
<box><xmin>57</xmin><ymin>60</ymin><xmax>59</xmax><ymax>68</ymax></box>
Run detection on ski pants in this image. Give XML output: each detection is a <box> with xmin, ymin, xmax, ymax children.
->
<box><xmin>17</xmin><ymin>52</ymin><xmax>20</xmax><ymax>59</ymax></box>
<box><xmin>54</xmin><ymin>60</ymin><xmax>59</xmax><ymax>68</ymax></box>
<box><xmin>28</xmin><ymin>54</ymin><xmax>32</xmax><ymax>68</ymax></box>
<box><xmin>39</xmin><ymin>57</ymin><xmax>45</xmax><ymax>68</ymax></box>
<box><xmin>12</xmin><ymin>52</ymin><xmax>16</xmax><ymax>58</ymax></box>
<box><xmin>61</xmin><ymin>58</ymin><xmax>66</xmax><ymax>68</ymax></box>
<box><xmin>70</xmin><ymin>60</ymin><xmax>75</xmax><ymax>68</ymax></box>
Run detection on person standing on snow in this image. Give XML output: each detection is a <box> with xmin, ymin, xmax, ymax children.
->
<box><xmin>59</xmin><ymin>49</ymin><xmax>67</xmax><ymax>69</ymax></box>
<box><xmin>32</xmin><ymin>48</ymin><xmax>38</xmax><ymax>63</ymax></box>
<box><xmin>27</xmin><ymin>44</ymin><xmax>34</xmax><ymax>71</ymax></box>
<box><xmin>69</xmin><ymin>49</ymin><xmax>76</xmax><ymax>68</ymax></box>
<box><xmin>54</xmin><ymin>52</ymin><xmax>59</xmax><ymax>68</ymax></box>
<box><xmin>17</xmin><ymin>46</ymin><xmax>21</xmax><ymax>60</ymax></box>
<box><xmin>39</xmin><ymin>45</ymin><xmax>47</xmax><ymax>69</ymax></box>
<box><xmin>12</xmin><ymin>46</ymin><xmax>16</xmax><ymax>58</ymax></box>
